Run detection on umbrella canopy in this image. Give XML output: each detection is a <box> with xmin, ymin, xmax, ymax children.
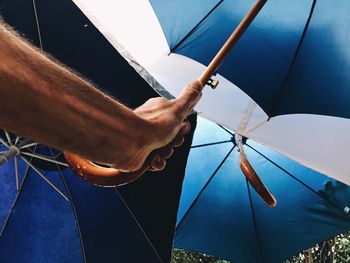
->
<box><xmin>73</xmin><ymin>0</ymin><xmax>350</xmax><ymax>185</ymax></box>
<box><xmin>0</xmin><ymin>0</ymin><xmax>196</xmax><ymax>262</ymax></box>
<box><xmin>175</xmin><ymin>117</ymin><xmax>350</xmax><ymax>263</ymax></box>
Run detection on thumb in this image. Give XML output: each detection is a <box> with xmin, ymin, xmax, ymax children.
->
<box><xmin>175</xmin><ymin>80</ymin><xmax>203</xmax><ymax>117</ymax></box>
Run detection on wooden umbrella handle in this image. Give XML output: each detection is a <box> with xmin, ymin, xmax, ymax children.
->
<box><xmin>199</xmin><ymin>0</ymin><xmax>267</xmax><ymax>85</ymax></box>
<box><xmin>63</xmin><ymin>151</ymin><xmax>152</xmax><ymax>187</ymax></box>
<box><xmin>240</xmin><ymin>158</ymin><xmax>277</xmax><ymax>207</ymax></box>
<box><xmin>239</xmin><ymin>142</ymin><xmax>277</xmax><ymax>208</ymax></box>
<box><xmin>64</xmin><ymin>0</ymin><xmax>267</xmax><ymax>187</ymax></box>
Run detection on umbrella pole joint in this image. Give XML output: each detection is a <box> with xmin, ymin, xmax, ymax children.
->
<box><xmin>207</xmin><ymin>78</ymin><xmax>219</xmax><ymax>89</ymax></box>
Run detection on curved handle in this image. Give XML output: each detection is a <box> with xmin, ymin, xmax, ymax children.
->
<box><xmin>63</xmin><ymin>151</ymin><xmax>151</xmax><ymax>187</ymax></box>
<box><xmin>239</xmin><ymin>142</ymin><xmax>277</xmax><ymax>208</ymax></box>
<box><xmin>240</xmin><ymin>157</ymin><xmax>277</xmax><ymax>208</ymax></box>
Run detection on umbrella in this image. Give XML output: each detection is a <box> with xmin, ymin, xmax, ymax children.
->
<box><xmin>0</xmin><ymin>0</ymin><xmax>197</xmax><ymax>262</ymax></box>
<box><xmin>69</xmin><ymin>0</ymin><xmax>350</xmax><ymax>262</ymax></box>
<box><xmin>72</xmin><ymin>0</ymin><xmax>350</xmax><ymax>186</ymax></box>
<box><xmin>175</xmin><ymin>117</ymin><xmax>350</xmax><ymax>263</ymax></box>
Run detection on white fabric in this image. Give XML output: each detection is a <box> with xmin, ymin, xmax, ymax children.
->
<box><xmin>149</xmin><ymin>55</ymin><xmax>350</xmax><ymax>185</ymax></box>
<box><xmin>73</xmin><ymin>0</ymin><xmax>350</xmax><ymax>185</ymax></box>
<box><xmin>72</xmin><ymin>0</ymin><xmax>169</xmax><ymax>67</ymax></box>
<box><xmin>246</xmin><ymin>115</ymin><xmax>350</xmax><ymax>185</ymax></box>
<box><xmin>147</xmin><ymin>54</ymin><xmax>268</xmax><ymax>132</ymax></box>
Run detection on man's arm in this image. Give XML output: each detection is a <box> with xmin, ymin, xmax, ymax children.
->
<box><xmin>0</xmin><ymin>21</ymin><xmax>202</xmax><ymax>172</ymax></box>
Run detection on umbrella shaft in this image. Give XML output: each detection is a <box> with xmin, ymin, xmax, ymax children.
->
<box><xmin>199</xmin><ymin>0</ymin><xmax>267</xmax><ymax>85</ymax></box>
<box><xmin>0</xmin><ymin>146</ymin><xmax>19</xmax><ymax>165</ymax></box>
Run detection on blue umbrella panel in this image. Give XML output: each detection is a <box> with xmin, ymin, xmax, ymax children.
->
<box><xmin>174</xmin><ymin>117</ymin><xmax>350</xmax><ymax>263</ymax></box>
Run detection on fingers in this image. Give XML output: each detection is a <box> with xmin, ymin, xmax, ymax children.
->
<box><xmin>172</xmin><ymin>120</ymin><xmax>191</xmax><ymax>147</ymax></box>
<box><xmin>149</xmin><ymin>120</ymin><xmax>191</xmax><ymax>171</ymax></box>
<box><xmin>172</xmin><ymin>136</ymin><xmax>184</xmax><ymax>147</ymax></box>
<box><xmin>175</xmin><ymin>80</ymin><xmax>203</xmax><ymax>118</ymax></box>
<box><xmin>181</xmin><ymin>120</ymin><xmax>191</xmax><ymax>135</ymax></box>
<box><xmin>158</xmin><ymin>145</ymin><xmax>174</xmax><ymax>159</ymax></box>
<box><xmin>149</xmin><ymin>155</ymin><xmax>166</xmax><ymax>171</ymax></box>
<box><xmin>149</xmin><ymin>144</ymin><xmax>173</xmax><ymax>171</ymax></box>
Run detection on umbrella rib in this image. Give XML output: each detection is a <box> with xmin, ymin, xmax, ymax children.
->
<box><xmin>169</xmin><ymin>0</ymin><xmax>224</xmax><ymax>54</ymax></box>
<box><xmin>113</xmin><ymin>188</ymin><xmax>165</xmax><ymax>263</ymax></box>
<box><xmin>19</xmin><ymin>142</ymin><xmax>39</xmax><ymax>150</ymax></box>
<box><xmin>267</xmin><ymin>0</ymin><xmax>317</xmax><ymax>118</ymax></box>
<box><xmin>21</xmin><ymin>151</ymin><xmax>69</xmax><ymax>167</ymax></box>
<box><xmin>245</xmin><ymin>143</ymin><xmax>345</xmax><ymax>212</ymax></box>
<box><xmin>4</xmin><ymin>130</ymin><xmax>12</xmax><ymax>145</ymax></box>
<box><xmin>14</xmin><ymin>135</ymin><xmax>20</xmax><ymax>145</ymax></box>
<box><xmin>176</xmin><ymin>146</ymin><xmax>235</xmax><ymax>231</ymax></box>
<box><xmin>191</xmin><ymin>140</ymin><xmax>231</xmax><ymax>148</ymax></box>
<box><xmin>48</xmin><ymin>147</ymin><xmax>88</xmax><ymax>263</ymax></box>
<box><xmin>14</xmin><ymin>156</ymin><xmax>19</xmax><ymax>191</ymax></box>
<box><xmin>20</xmin><ymin>156</ymin><xmax>70</xmax><ymax>201</ymax></box>
<box><xmin>0</xmin><ymin>136</ymin><xmax>10</xmax><ymax>148</ymax></box>
<box><xmin>245</xmin><ymin>179</ymin><xmax>264</xmax><ymax>263</ymax></box>
<box><xmin>0</xmin><ymin>166</ymin><xmax>31</xmax><ymax>237</ymax></box>
<box><xmin>32</xmin><ymin>0</ymin><xmax>43</xmax><ymax>50</ymax></box>
<box><xmin>0</xmin><ymin>148</ymin><xmax>34</xmax><ymax>237</ymax></box>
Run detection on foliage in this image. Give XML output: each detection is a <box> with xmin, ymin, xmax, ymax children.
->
<box><xmin>172</xmin><ymin>231</ymin><xmax>350</xmax><ymax>263</ymax></box>
<box><xmin>285</xmin><ymin>231</ymin><xmax>350</xmax><ymax>263</ymax></box>
<box><xmin>171</xmin><ymin>248</ymin><xmax>230</xmax><ymax>263</ymax></box>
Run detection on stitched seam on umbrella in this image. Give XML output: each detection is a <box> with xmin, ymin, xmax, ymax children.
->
<box><xmin>218</xmin><ymin>124</ymin><xmax>234</xmax><ymax>136</ymax></box>
<box><xmin>113</xmin><ymin>188</ymin><xmax>165</xmax><ymax>263</ymax></box>
<box><xmin>49</xmin><ymin>148</ymin><xmax>87</xmax><ymax>263</ymax></box>
<box><xmin>268</xmin><ymin>0</ymin><xmax>317</xmax><ymax>118</ymax></box>
<box><xmin>246</xmin><ymin>179</ymin><xmax>264</xmax><ymax>263</ymax></box>
<box><xmin>191</xmin><ymin>140</ymin><xmax>231</xmax><ymax>148</ymax></box>
<box><xmin>0</xmin><ymin>146</ymin><xmax>36</xmax><ymax>237</ymax></box>
<box><xmin>245</xmin><ymin>142</ymin><xmax>345</xmax><ymax>213</ymax></box>
<box><xmin>32</xmin><ymin>0</ymin><xmax>43</xmax><ymax>50</ymax></box>
<box><xmin>175</xmin><ymin>146</ymin><xmax>235</xmax><ymax>231</ymax></box>
<box><xmin>169</xmin><ymin>0</ymin><xmax>224</xmax><ymax>54</ymax></box>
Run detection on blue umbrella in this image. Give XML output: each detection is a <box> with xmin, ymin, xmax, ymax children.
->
<box><xmin>0</xmin><ymin>0</ymin><xmax>196</xmax><ymax>262</ymax></box>
<box><xmin>73</xmin><ymin>0</ymin><xmax>350</xmax><ymax>186</ymax></box>
<box><xmin>175</xmin><ymin>117</ymin><xmax>350</xmax><ymax>263</ymax></box>
<box><xmin>69</xmin><ymin>0</ymin><xmax>350</xmax><ymax>262</ymax></box>
<box><xmin>2</xmin><ymin>0</ymin><xmax>350</xmax><ymax>262</ymax></box>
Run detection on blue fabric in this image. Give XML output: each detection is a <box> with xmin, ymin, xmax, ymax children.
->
<box><xmin>151</xmin><ymin>0</ymin><xmax>350</xmax><ymax>118</ymax></box>
<box><xmin>0</xmin><ymin>0</ymin><xmax>196</xmax><ymax>262</ymax></box>
<box><xmin>273</xmin><ymin>0</ymin><xmax>350</xmax><ymax>117</ymax></box>
<box><xmin>61</xmin><ymin>169</ymin><xmax>161</xmax><ymax>263</ymax></box>
<box><xmin>177</xmin><ymin>148</ymin><xmax>262</xmax><ymax>263</ymax></box>
<box><xmin>174</xmin><ymin>118</ymin><xmax>350</xmax><ymax>263</ymax></box>
<box><xmin>0</xmin><ymin>147</ymin><xmax>27</xmax><ymax>230</ymax></box>
<box><xmin>150</xmin><ymin>0</ymin><xmax>222</xmax><ymax>49</ymax></box>
<box><xmin>150</xmin><ymin>0</ymin><xmax>312</xmax><ymax>115</ymax></box>
<box><xmin>0</xmin><ymin>168</ymin><xmax>82</xmax><ymax>263</ymax></box>
<box><xmin>177</xmin><ymin>119</ymin><xmax>234</xmax><ymax>222</ymax></box>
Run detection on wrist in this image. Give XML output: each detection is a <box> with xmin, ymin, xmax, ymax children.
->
<box><xmin>129</xmin><ymin>111</ymin><xmax>153</xmax><ymax>152</ymax></box>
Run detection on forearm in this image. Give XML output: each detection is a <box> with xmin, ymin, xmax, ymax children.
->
<box><xmin>0</xmin><ymin>22</ymin><xmax>149</xmax><ymax>165</ymax></box>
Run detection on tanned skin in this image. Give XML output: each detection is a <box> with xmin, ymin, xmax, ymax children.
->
<box><xmin>0</xmin><ymin>21</ymin><xmax>202</xmax><ymax>172</ymax></box>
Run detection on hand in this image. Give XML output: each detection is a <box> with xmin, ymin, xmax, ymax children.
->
<box><xmin>119</xmin><ymin>80</ymin><xmax>203</xmax><ymax>172</ymax></box>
